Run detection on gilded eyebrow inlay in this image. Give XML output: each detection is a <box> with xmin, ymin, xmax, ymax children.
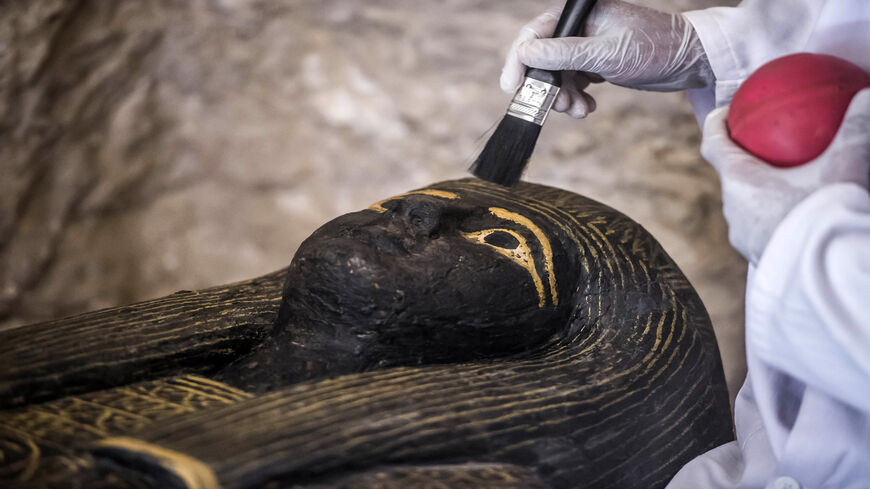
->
<box><xmin>368</xmin><ymin>190</ymin><xmax>460</xmax><ymax>213</ymax></box>
<box><xmin>487</xmin><ymin>207</ymin><xmax>558</xmax><ymax>307</ymax></box>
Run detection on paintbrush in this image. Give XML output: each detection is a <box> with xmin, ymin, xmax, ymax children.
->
<box><xmin>471</xmin><ymin>0</ymin><xmax>598</xmax><ymax>186</ymax></box>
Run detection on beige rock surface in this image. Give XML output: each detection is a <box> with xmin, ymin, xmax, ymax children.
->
<box><xmin>0</xmin><ymin>0</ymin><xmax>745</xmax><ymax>400</ymax></box>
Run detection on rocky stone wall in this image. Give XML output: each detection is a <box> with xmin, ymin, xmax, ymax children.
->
<box><xmin>0</xmin><ymin>0</ymin><xmax>745</xmax><ymax>400</ymax></box>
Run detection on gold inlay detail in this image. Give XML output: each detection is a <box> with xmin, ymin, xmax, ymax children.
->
<box><xmin>488</xmin><ymin>207</ymin><xmax>558</xmax><ymax>306</ymax></box>
<box><xmin>462</xmin><ymin>228</ymin><xmax>546</xmax><ymax>307</ymax></box>
<box><xmin>368</xmin><ymin>190</ymin><xmax>460</xmax><ymax>213</ymax></box>
<box><xmin>95</xmin><ymin>437</ymin><xmax>222</xmax><ymax>489</ymax></box>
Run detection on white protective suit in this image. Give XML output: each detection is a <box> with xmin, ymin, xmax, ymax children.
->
<box><xmin>667</xmin><ymin>1</ymin><xmax>870</xmax><ymax>488</ymax></box>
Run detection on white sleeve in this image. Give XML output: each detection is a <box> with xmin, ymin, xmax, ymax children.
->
<box><xmin>747</xmin><ymin>183</ymin><xmax>870</xmax><ymax>412</ymax></box>
<box><xmin>682</xmin><ymin>0</ymin><xmax>828</xmax><ymax>110</ymax></box>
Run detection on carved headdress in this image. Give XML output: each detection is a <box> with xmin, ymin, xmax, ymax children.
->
<box><xmin>0</xmin><ymin>179</ymin><xmax>732</xmax><ymax>489</ymax></box>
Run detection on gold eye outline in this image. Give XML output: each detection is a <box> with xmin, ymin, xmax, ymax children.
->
<box><xmin>462</xmin><ymin>207</ymin><xmax>558</xmax><ymax>308</ymax></box>
<box><xmin>481</xmin><ymin>230</ymin><xmax>520</xmax><ymax>249</ymax></box>
<box><xmin>462</xmin><ymin>227</ymin><xmax>549</xmax><ymax>307</ymax></box>
<box><xmin>367</xmin><ymin>193</ymin><xmax>558</xmax><ymax>308</ymax></box>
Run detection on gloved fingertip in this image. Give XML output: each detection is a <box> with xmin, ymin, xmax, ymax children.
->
<box><xmin>584</xmin><ymin>92</ymin><xmax>597</xmax><ymax>113</ymax></box>
<box><xmin>499</xmin><ymin>51</ymin><xmax>524</xmax><ymax>93</ymax></box>
<box><xmin>824</xmin><ymin>87</ymin><xmax>870</xmax><ymax>153</ymax></box>
<box><xmin>702</xmin><ymin>106</ymin><xmax>730</xmax><ymax>135</ymax></box>
<box><xmin>700</xmin><ymin>106</ymin><xmax>757</xmax><ymax>169</ymax></box>
<box><xmin>568</xmin><ymin>99</ymin><xmax>589</xmax><ymax>119</ymax></box>
<box><xmin>843</xmin><ymin>87</ymin><xmax>870</xmax><ymax>119</ymax></box>
<box><xmin>553</xmin><ymin>91</ymin><xmax>571</xmax><ymax>113</ymax></box>
<box><xmin>500</xmin><ymin>71</ymin><xmax>520</xmax><ymax>93</ymax></box>
<box><xmin>852</xmin><ymin>87</ymin><xmax>870</xmax><ymax>104</ymax></box>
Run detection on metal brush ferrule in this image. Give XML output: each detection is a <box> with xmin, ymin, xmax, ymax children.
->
<box><xmin>507</xmin><ymin>77</ymin><xmax>560</xmax><ymax>126</ymax></box>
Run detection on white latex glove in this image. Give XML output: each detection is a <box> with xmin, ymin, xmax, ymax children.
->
<box><xmin>500</xmin><ymin>1</ymin><xmax>713</xmax><ymax>118</ymax></box>
<box><xmin>702</xmin><ymin>88</ymin><xmax>870</xmax><ymax>265</ymax></box>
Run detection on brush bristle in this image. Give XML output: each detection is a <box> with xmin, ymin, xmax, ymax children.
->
<box><xmin>470</xmin><ymin>115</ymin><xmax>541</xmax><ymax>187</ymax></box>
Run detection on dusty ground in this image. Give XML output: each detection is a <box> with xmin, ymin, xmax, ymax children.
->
<box><xmin>0</xmin><ymin>0</ymin><xmax>745</xmax><ymax>400</ymax></box>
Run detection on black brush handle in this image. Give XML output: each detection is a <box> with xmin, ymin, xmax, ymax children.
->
<box><xmin>527</xmin><ymin>0</ymin><xmax>598</xmax><ymax>86</ymax></box>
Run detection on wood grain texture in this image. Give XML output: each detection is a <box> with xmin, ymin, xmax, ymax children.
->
<box><xmin>0</xmin><ymin>375</ymin><xmax>251</xmax><ymax>488</ymax></box>
<box><xmin>295</xmin><ymin>463</ymin><xmax>552</xmax><ymax>489</ymax></box>
<box><xmin>2</xmin><ymin>180</ymin><xmax>733</xmax><ymax>488</ymax></box>
<box><xmin>0</xmin><ymin>270</ymin><xmax>284</xmax><ymax>409</ymax></box>
<box><xmin>92</xmin><ymin>180</ymin><xmax>733</xmax><ymax>489</ymax></box>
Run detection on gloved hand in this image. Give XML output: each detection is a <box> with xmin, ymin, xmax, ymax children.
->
<box><xmin>702</xmin><ymin>88</ymin><xmax>870</xmax><ymax>265</ymax></box>
<box><xmin>500</xmin><ymin>0</ymin><xmax>713</xmax><ymax>118</ymax></box>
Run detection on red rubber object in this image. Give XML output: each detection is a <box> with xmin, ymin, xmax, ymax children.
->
<box><xmin>728</xmin><ymin>53</ymin><xmax>870</xmax><ymax>167</ymax></box>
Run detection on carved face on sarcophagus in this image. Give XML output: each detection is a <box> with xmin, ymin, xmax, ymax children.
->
<box><xmin>291</xmin><ymin>185</ymin><xmax>577</xmax><ymax>355</ymax></box>
<box><xmin>0</xmin><ymin>179</ymin><xmax>733</xmax><ymax>489</ymax></box>
<box><xmin>227</xmin><ymin>180</ymin><xmax>586</xmax><ymax>389</ymax></box>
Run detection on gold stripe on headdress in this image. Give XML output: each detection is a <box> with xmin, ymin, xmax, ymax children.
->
<box><xmin>94</xmin><ymin>437</ymin><xmax>221</xmax><ymax>489</ymax></box>
<box><xmin>488</xmin><ymin>207</ymin><xmax>558</xmax><ymax>307</ymax></box>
